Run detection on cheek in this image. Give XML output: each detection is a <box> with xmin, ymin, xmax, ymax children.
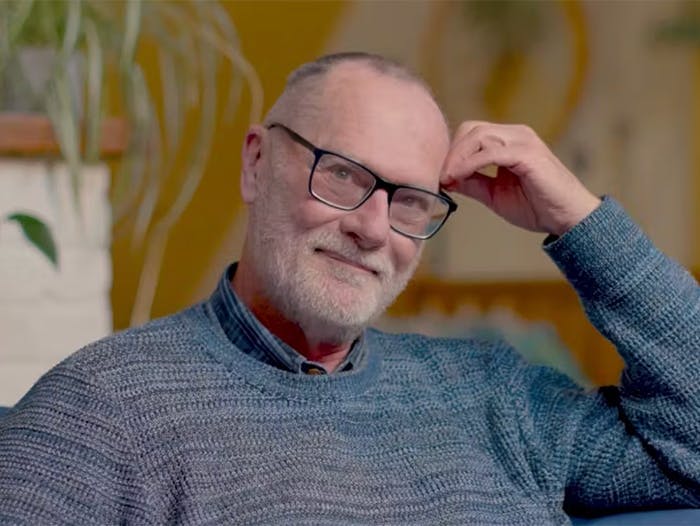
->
<box><xmin>262</xmin><ymin>177</ymin><xmax>326</xmax><ymax>231</ymax></box>
<box><xmin>294</xmin><ymin>197</ymin><xmax>346</xmax><ymax>230</ymax></box>
<box><xmin>390</xmin><ymin>234</ymin><xmax>422</xmax><ymax>273</ymax></box>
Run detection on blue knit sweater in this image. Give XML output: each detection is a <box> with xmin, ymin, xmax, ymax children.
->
<box><xmin>1</xmin><ymin>198</ymin><xmax>698</xmax><ymax>525</ymax></box>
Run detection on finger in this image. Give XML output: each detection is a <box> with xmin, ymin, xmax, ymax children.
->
<box><xmin>440</xmin><ymin>126</ymin><xmax>486</xmax><ymax>184</ymax></box>
<box><xmin>443</xmin><ymin>145</ymin><xmax>521</xmax><ymax>186</ymax></box>
<box><xmin>444</xmin><ymin>172</ymin><xmax>495</xmax><ymax>208</ymax></box>
<box><xmin>451</xmin><ymin>120</ymin><xmax>491</xmax><ymax>141</ymax></box>
<box><xmin>441</xmin><ymin>123</ymin><xmax>519</xmax><ymax>185</ymax></box>
<box><xmin>456</xmin><ymin>122</ymin><xmax>537</xmax><ymax>146</ymax></box>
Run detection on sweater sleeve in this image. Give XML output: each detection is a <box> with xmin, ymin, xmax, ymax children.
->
<box><xmin>532</xmin><ymin>197</ymin><xmax>700</xmax><ymax>514</ymax></box>
<box><xmin>0</xmin><ymin>362</ymin><xmax>150</xmax><ymax>524</ymax></box>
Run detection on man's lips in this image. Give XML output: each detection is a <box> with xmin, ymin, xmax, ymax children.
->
<box><xmin>315</xmin><ymin>249</ymin><xmax>379</xmax><ymax>276</ymax></box>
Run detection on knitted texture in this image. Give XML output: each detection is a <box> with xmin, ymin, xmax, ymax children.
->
<box><xmin>1</xmin><ymin>198</ymin><xmax>698</xmax><ymax>525</ymax></box>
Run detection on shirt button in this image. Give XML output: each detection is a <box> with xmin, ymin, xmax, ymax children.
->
<box><xmin>305</xmin><ymin>367</ymin><xmax>324</xmax><ymax>375</ymax></box>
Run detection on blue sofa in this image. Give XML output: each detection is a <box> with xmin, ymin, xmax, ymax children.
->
<box><xmin>571</xmin><ymin>508</ymin><xmax>700</xmax><ymax>525</ymax></box>
<box><xmin>0</xmin><ymin>406</ymin><xmax>696</xmax><ymax>524</ymax></box>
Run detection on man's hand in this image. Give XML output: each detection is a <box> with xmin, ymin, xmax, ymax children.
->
<box><xmin>441</xmin><ymin>121</ymin><xmax>601</xmax><ymax>237</ymax></box>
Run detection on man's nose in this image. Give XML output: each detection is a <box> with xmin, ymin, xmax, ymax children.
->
<box><xmin>339</xmin><ymin>189</ymin><xmax>391</xmax><ymax>249</ymax></box>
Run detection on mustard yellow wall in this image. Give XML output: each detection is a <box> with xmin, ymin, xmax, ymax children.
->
<box><xmin>111</xmin><ymin>1</ymin><xmax>348</xmax><ymax>329</ymax></box>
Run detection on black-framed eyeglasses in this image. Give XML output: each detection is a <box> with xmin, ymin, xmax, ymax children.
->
<box><xmin>266</xmin><ymin>122</ymin><xmax>457</xmax><ymax>240</ymax></box>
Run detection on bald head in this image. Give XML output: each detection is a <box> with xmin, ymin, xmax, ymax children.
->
<box><xmin>264</xmin><ymin>52</ymin><xmax>448</xmax><ymax>132</ymax></box>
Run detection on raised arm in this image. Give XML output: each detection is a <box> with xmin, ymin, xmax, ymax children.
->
<box><xmin>546</xmin><ymin>197</ymin><xmax>700</xmax><ymax>512</ymax></box>
<box><xmin>442</xmin><ymin>122</ymin><xmax>700</xmax><ymax>511</ymax></box>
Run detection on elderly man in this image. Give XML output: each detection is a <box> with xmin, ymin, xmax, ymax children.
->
<box><xmin>0</xmin><ymin>52</ymin><xmax>698</xmax><ymax>525</ymax></box>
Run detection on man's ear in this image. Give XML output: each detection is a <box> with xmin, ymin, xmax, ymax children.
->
<box><xmin>240</xmin><ymin>125</ymin><xmax>266</xmax><ymax>203</ymax></box>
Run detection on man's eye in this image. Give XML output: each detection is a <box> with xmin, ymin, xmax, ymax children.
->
<box><xmin>396</xmin><ymin>193</ymin><xmax>430</xmax><ymax>211</ymax></box>
<box><xmin>331</xmin><ymin>166</ymin><xmax>353</xmax><ymax>181</ymax></box>
<box><xmin>328</xmin><ymin>164</ymin><xmax>360</xmax><ymax>183</ymax></box>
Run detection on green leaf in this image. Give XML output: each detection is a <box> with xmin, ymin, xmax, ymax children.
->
<box><xmin>6</xmin><ymin>213</ymin><xmax>59</xmax><ymax>268</ymax></box>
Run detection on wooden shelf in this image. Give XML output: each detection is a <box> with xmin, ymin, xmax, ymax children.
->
<box><xmin>0</xmin><ymin>113</ymin><xmax>127</xmax><ymax>158</ymax></box>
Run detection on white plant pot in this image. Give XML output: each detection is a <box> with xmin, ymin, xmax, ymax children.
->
<box><xmin>0</xmin><ymin>159</ymin><xmax>112</xmax><ymax>405</ymax></box>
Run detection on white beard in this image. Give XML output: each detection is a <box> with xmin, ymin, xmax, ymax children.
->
<box><xmin>247</xmin><ymin>186</ymin><xmax>419</xmax><ymax>345</ymax></box>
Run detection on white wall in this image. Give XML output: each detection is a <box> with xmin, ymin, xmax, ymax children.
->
<box><xmin>0</xmin><ymin>160</ymin><xmax>112</xmax><ymax>405</ymax></box>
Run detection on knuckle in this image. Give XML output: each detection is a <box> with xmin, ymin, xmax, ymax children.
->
<box><xmin>457</xmin><ymin>120</ymin><xmax>488</xmax><ymax>136</ymax></box>
<box><xmin>515</xmin><ymin>124</ymin><xmax>534</xmax><ymax>136</ymax></box>
<box><xmin>455</xmin><ymin>121</ymin><xmax>475</xmax><ymax>137</ymax></box>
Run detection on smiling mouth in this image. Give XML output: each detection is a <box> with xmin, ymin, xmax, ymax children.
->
<box><xmin>314</xmin><ymin>249</ymin><xmax>379</xmax><ymax>276</ymax></box>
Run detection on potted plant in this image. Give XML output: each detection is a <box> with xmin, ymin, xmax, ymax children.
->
<box><xmin>1</xmin><ymin>0</ymin><xmax>263</xmax><ymax>311</ymax></box>
<box><xmin>0</xmin><ymin>0</ymin><xmax>262</xmax><ymax>404</ymax></box>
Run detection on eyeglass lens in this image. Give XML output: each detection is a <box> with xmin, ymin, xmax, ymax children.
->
<box><xmin>311</xmin><ymin>153</ymin><xmax>449</xmax><ymax>238</ymax></box>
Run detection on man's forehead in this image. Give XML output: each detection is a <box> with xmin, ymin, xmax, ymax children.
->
<box><xmin>312</xmin><ymin>66</ymin><xmax>447</xmax><ymax>146</ymax></box>
<box><xmin>263</xmin><ymin>61</ymin><xmax>449</xmax><ymax>191</ymax></box>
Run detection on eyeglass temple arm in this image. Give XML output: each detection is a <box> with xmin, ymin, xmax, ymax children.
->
<box><xmin>266</xmin><ymin>122</ymin><xmax>317</xmax><ymax>154</ymax></box>
<box><xmin>440</xmin><ymin>191</ymin><xmax>458</xmax><ymax>211</ymax></box>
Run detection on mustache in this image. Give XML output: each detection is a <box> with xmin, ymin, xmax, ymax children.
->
<box><xmin>308</xmin><ymin>232</ymin><xmax>393</xmax><ymax>277</ymax></box>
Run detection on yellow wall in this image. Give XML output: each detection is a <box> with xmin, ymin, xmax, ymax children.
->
<box><xmin>111</xmin><ymin>1</ymin><xmax>348</xmax><ymax>329</ymax></box>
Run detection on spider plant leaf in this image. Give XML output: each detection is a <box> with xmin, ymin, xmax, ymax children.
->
<box><xmin>159</xmin><ymin>38</ymin><xmax>217</xmax><ymax>228</ymax></box>
<box><xmin>152</xmin><ymin>4</ymin><xmax>209</xmax><ymax>153</ymax></box>
<box><xmin>0</xmin><ymin>15</ymin><xmax>9</xmax><ymax>75</ymax></box>
<box><xmin>6</xmin><ymin>213</ymin><xmax>58</xmax><ymax>268</ymax></box>
<box><xmin>1</xmin><ymin>0</ymin><xmax>34</xmax><ymax>74</ymax></box>
<box><xmin>136</xmin><ymin>12</ymin><xmax>199</xmax><ymax>123</ymax></box>
<box><xmin>22</xmin><ymin>0</ymin><xmax>66</xmax><ymax>45</ymax></box>
<box><xmin>130</xmin><ymin>114</ymin><xmax>162</xmax><ymax>247</ymax></box>
<box><xmin>112</xmin><ymin>64</ymin><xmax>152</xmax><ymax>226</ymax></box>
<box><xmin>206</xmin><ymin>2</ymin><xmax>241</xmax><ymax>48</ymax></box>
<box><xmin>201</xmin><ymin>1</ymin><xmax>243</xmax><ymax>121</ymax></box>
<box><xmin>46</xmin><ymin>68</ymin><xmax>82</xmax><ymax>217</ymax></box>
<box><xmin>227</xmin><ymin>46</ymin><xmax>264</xmax><ymax>124</ymax></box>
<box><xmin>83</xmin><ymin>16</ymin><xmax>103</xmax><ymax>162</ymax></box>
<box><xmin>181</xmin><ymin>11</ymin><xmax>263</xmax><ymax>123</ymax></box>
<box><xmin>130</xmin><ymin>113</ymin><xmax>162</xmax><ymax>248</ymax></box>
<box><xmin>7</xmin><ymin>0</ymin><xmax>35</xmax><ymax>43</ymax></box>
<box><xmin>131</xmin><ymin>39</ymin><xmax>217</xmax><ymax>325</ymax></box>
<box><xmin>154</xmin><ymin>2</ymin><xmax>202</xmax><ymax>107</ymax></box>
<box><xmin>120</xmin><ymin>0</ymin><xmax>141</xmax><ymax>73</ymax></box>
<box><xmin>61</xmin><ymin>0</ymin><xmax>82</xmax><ymax>59</ymax></box>
<box><xmin>183</xmin><ymin>35</ymin><xmax>201</xmax><ymax>108</ymax></box>
<box><xmin>178</xmin><ymin>0</ymin><xmax>264</xmax><ymax>122</ymax></box>
<box><xmin>158</xmin><ymin>45</ymin><xmax>183</xmax><ymax>155</ymax></box>
<box><xmin>128</xmin><ymin>65</ymin><xmax>164</xmax><ymax>246</ymax></box>
<box><xmin>112</xmin><ymin>140</ymin><xmax>147</xmax><ymax>227</ymax></box>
